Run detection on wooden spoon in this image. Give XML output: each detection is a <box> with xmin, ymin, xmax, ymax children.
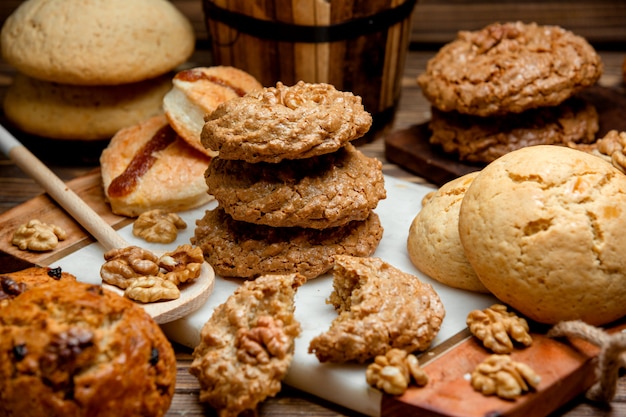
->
<box><xmin>0</xmin><ymin>124</ymin><xmax>215</xmax><ymax>324</ymax></box>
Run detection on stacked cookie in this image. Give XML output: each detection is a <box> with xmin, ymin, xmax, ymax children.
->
<box><xmin>192</xmin><ymin>81</ymin><xmax>387</xmax><ymax>279</ymax></box>
<box><xmin>417</xmin><ymin>21</ymin><xmax>604</xmax><ymax>164</ymax></box>
<box><xmin>1</xmin><ymin>0</ymin><xmax>195</xmax><ymax>140</ymax></box>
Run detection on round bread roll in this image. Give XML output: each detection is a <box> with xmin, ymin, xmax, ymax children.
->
<box><xmin>1</xmin><ymin>0</ymin><xmax>194</xmax><ymax>85</ymax></box>
<box><xmin>163</xmin><ymin>66</ymin><xmax>263</xmax><ymax>157</ymax></box>
<box><xmin>100</xmin><ymin>114</ymin><xmax>212</xmax><ymax>217</ymax></box>
<box><xmin>3</xmin><ymin>72</ymin><xmax>172</xmax><ymax>140</ymax></box>
<box><xmin>0</xmin><ymin>280</ymin><xmax>177</xmax><ymax>417</ymax></box>
<box><xmin>459</xmin><ymin>145</ymin><xmax>626</xmax><ymax>325</ymax></box>
<box><xmin>407</xmin><ymin>172</ymin><xmax>489</xmax><ymax>293</ymax></box>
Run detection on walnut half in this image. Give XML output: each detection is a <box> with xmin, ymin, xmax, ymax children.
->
<box><xmin>133</xmin><ymin>209</ymin><xmax>187</xmax><ymax>243</ymax></box>
<box><xmin>11</xmin><ymin>219</ymin><xmax>67</xmax><ymax>252</ymax></box>
<box><xmin>366</xmin><ymin>349</ymin><xmax>429</xmax><ymax>395</ymax></box>
<box><xmin>235</xmin><ymin>316</ymin><xmax>291</xmax><ymax>365</ymax></box>
<box><xmin>470</xmin><ymin>354</ymin><xmax>541</xmax><ymax>400</ymax></box>
<box><xmin>467</xmin><ymin>304</ymin><xmax>532</xmax><ymax>354</ymax></box>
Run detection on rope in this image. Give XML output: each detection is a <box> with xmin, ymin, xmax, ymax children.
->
<box><xmin>548</xmin><ymin>320</ymin><xmax>626</xmax><ymax>403</ymax></box>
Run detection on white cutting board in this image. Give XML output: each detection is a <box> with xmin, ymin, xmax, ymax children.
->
<box><xmin>57</xmin><ymin>176</ymin><xmax>497</xmax><ymax>417</ymax></box>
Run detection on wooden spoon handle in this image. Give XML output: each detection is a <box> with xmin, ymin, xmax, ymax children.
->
<box><xmin>0</xmin><ymin>125</ymin><xmax>128</xmax><ymax>251</ymax></box>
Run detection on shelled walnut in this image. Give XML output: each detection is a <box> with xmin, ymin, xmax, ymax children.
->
<box><xmin>100</xmin><ymin>244</ymin><xmax>203</xmax><ymax>302</ymax></box>
<box><xmin>470</xmin><ymin>354</ymin><xmax>540</xmax><ymax>400</ymax></box>
<box><xmin>11</xmin><ymin>219</ymin><xmax>67</xmax><ymax>251</ymax></box>
<box><xmin>467</xmin><ymin>304</ymin><xmax>532</xmax><ymax>353</ymax></box>
<box><xmin>235</xmin><ymin>316</ymin><xmax>290</xmax><ymax>365</ymax></box>
<box><xmin>366</xmin><ymin>349</ymin><xmax>428</xmax><ymax>395</ymax></box>
<box><xmin>132</xmin><ymin>209</ymin><xmax>187</xmax><ymax>243</ymax></box>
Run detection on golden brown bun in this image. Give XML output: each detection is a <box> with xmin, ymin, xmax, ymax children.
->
<box><xmin>163</xmin><ymin>66</ymin><xmax>263</xmax><ymax>156</ymax></box>
<box><xmin>3</xmin><ymin>72</ymin><xmax>172</xmax><ymax>140</ymax></box>
<box><xmin>1</xmin><ymin>0</ymin><xmax>194</xmax><ymax>85</ymax></box>
<box><xmin>0</xmin><ymin>280</ymin><xmax>177</xmax><ymax>417</ymax></box>
<box><xmin>459</xmin><ymin>145</ymin><xmax>626</xmax><ymax>325</ymax></box>
<box><xmin>100</xmin><ymin>114</ymin><xmax>212</xmax><ymax>217</ymax></box>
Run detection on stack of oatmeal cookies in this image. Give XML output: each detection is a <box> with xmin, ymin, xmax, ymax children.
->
<box><xmin>192</xmin><ymin>81</ymin><xmax>386</xmax><ymax>279</ymax></box>
<box><xmin>417</xmin><ymin>21</ymin><xmax>604</xmax><ymax>164</ymax></box>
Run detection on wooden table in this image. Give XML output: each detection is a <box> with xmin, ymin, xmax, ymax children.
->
<box><xmin>1</xmin><ymin>38</ymin><xmax>626</xmax><ymax>417</ymax></box>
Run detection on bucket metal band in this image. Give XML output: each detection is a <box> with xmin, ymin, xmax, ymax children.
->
<box><xmin>204</xmin><ymin>0</ymin><xmax>417</xmax><ymax>43</ymax></box>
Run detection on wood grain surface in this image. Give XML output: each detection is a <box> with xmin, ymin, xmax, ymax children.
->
<box><xmin>1</xmin><ymin>2</ymin><xmax>626</xmax><ymax>415</ymax></box>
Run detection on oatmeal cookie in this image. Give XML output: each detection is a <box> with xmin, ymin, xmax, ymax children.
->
<box><xmin>201</xmin><ymin>81</ymin><xmax>372</xmax><ymax>163</ymax></box>
<box><xmin>0</xmin><ymin>280</ymin><xmax>176</xmax><ymax>417</ymax></box>
<box><xmin>190</xmin><ymin>273</ymin><xmax>305</xmax><ymax>417</ymax></box>
<box><xmin>308</xmin><ymin>256</ymin><xmax>445</xmax><ymax>363</ymax></box>
<box><xmin>0</xmin><ymin>266</ymin><xmax>76</xmax><ymax>307</ymax></box>
<box><xmin>206</xmin><ymin>143</ymin><xmax>386</xmax><ymax>229</ymax></box>
<box><xmin>428</xmin><ymin>96</ymin><xmax>599</xmax><ymax>163</ymax></box>
<box><xmin>192</xmin><ymin>207</ymin><xmax>383</xmax><ymax>279</ymax></box>
<box><xmin>417</xmin><ymin>22</ymin><xmax>603</xmax><ymax>116</ymax></box>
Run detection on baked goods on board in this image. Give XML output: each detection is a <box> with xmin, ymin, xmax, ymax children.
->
<box><xmin>417</xmin><ymin>21</ymin><xmax>602</xmax><ymax>117</ymax></box>
<box><xmin>1</xmin><ymin>0</ymin><xmax>194</xmax><ymax>85</ymax></box>
<box><xmin>416</xmin><ymin>21</ymin><xmax>603</xmax><ymax>164</ymax></box>
<box><xmin>1</xmin><ymin>0</ymin><xmax>194</xmax><ymax>140</ymax></box>
<box><xmin>193</xmin><ymin>81</ymin><xmax>385</xmax><ymax>279</ymax></box>
<box><xmin>407</xmin><ymin>172</ymin><xmax>489</xmax><ymax>293</ymax></box>
<box><xmin>3</xmin><ymin>72</ymin><xmax>172</xmax><ymax>141</ymax></box>
<box><xmin>458</xmin><ymin>145</ymin><xmax>626</xmax><ymax>326</ymax></box>
<box><xmin>100</xmin><ymin>114</ymin><xmax>212</xmax><ymax>217</ymax></box>
<box><xmin>0</xmin><ymin>279</ymin><xmax>177</xmax><ymax>417</ymax></box>
<box><xmin>308</xmin><ymin>255</ymin><xmax>445</xmax><ymax>363</ymax></box>
<box><xmin>163</xmin><ymin>66</ymin><xmax>264</xmax><ymax>157</ymax></box>
<box><xmin>190</xmin><ymin>273</ymin><xmax>305</xmax><ymax>417</ymax></box>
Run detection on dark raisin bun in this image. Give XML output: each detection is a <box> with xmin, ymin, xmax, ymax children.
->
<box><xmin>0</xmin><ymin>280</ymin><xmax>176</xmax><ymax>417</ymax></box>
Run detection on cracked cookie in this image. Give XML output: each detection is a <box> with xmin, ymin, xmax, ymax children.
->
<box><xmin>205</xmin><ymin>143</ymin><xmax>386</xmax><ymax>229</ymax></box>
<box><xmin>192</xmin><ymin>207</ymin><xmax>383</xmax><ymax>279</ymax></box>
<box><xmin>308</xmin><ymin>255</ymin><xmax>445</xmax><ymax>363</ymax></box>
<box><xmin>458</xmin><ymin>145</ymin><xmax>626</xmax><ymax>325</ymax></box>
<box><xmin>417</xmin><ymin>21</ymin><xmax>603</xmax><ymax>116</ymax></box>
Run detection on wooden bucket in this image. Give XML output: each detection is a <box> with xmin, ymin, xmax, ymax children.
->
<box><xmin>203</xmin><ymin>0</ymin><xmax>417</xmax><ymax>139</ymax></box>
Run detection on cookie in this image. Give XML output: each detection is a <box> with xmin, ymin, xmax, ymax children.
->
<box><xmin>407</xmin><ymin>172</ymin><xmax>488</xmax><ymax>293</ymax></box>
<box><xmin>192</xmin><ymin>207</ymin><xmax>383</xmax><ymax>279</ymax></box>
<box><xmin>458</xmin><ymin>145</ymin><xmax>626</xmax><ymax>325</ymax></box>
<box><xmin>308</xmin><ymin>255</ymin><xmax>445</xmax><ymax>363</ymax></box>
<box><xmin>163</xmin><ymin>66</ymin><xmax>263</xmax><ymax>157</ymax></box>
<box><xmin>201</xmin><ymin>81</ymin><xmax>372</xmax><ymax>163</ymax></box>
<box><xmin>3</xmin><ymin>72</ymin><xmax>172</xmax><ymax>140</ymax></box>
<box><xmin>0</xmin><ymin>266</ymin><xmax>76</xmax><ymax>307</ymax></box>
<box><xmin>417</xmin><ymin>22</ymin><xmax>603</xmax><ymax>116</ymax></box>
<box><xmin>205</xmin><ymin>143</ymin><xmax>386</xmax><ymax>229</ymax></box>
<box><xmin>1</xmin><ymin>0</ymin><xmax>194</xmax><ymax>85</ymax></box>
<box><xmin>0</xmin><ymin>280</ymin><xmax>176</xmax><ymax>417</ymax></box>
<box><xmin>190</xmin><ymin>273</ymin><xmax>304</xmax><ymax>416</ymax></box>
<box><xmin>100</xmin><ymin>114</ymin><xmax>212</xmax><ymax>217</ymax></box>
<box><xmin>428</xmin><ymin>96</ymin><xmax>599</xmax><ymax>163</ymax></box>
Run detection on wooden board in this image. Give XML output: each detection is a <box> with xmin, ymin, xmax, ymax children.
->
<box><xmin>385</xmin><ymin>85</ymin><xmax>626</xmax><ymax>187</ymax></box>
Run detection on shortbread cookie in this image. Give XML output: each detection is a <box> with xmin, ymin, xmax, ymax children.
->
<box><xmin>1</xmin><ymin>0</ymin><xmax>194</xmax><ymax>85</ymax></box>
<box><xmin>163</xmin><ymin>66</ymin><xmax>263</xmax><ymax>157</ymax></box>
<box><xmin>100</xmin><ymin>114</ymin><xmax>212</xmax><ymax>217</ymax></box>
<box><xmin>206</xmin><ymin>143</ymin><xmax>386</xmax><ymax>229</ymax></box>
<box><xmin>0</xmin><ymin>280</ymin><xmax>176</xmax><ymax>417</ymax></box>
<box><xmin>201</xmin><ymin>81</ymin><xmax>372</xmax><ymax>163</ymax></box>
<box><xmin>308</xmin><ymin>256</ymin><xmax>445</xmax><ymax>363</ymax></box>
<box><xmin>407</xmin><ymin>172</ymin><xmax>488</xmax><ymax>293</ymax></box>
<box><xmin>417</xmin><ymin>22</ymin><xmax>603</xmax><ymax>116</ymax></box>
<box><xmin>190</xmin><ymin>273</ymin><xmax>305</xmax><ymax>416</ymax></box>
<box><xmin>459</xmin><ymin>145</ymin><xmax>626</xmax><ymax>325</ymax></box>
<box><xmin>428</xmin><ymin>97</ymin><xmax>599</xmax><ymax>163</ymax></box>
<box><xmin>192</xmin><ymin>207</ymin><xmax>383</xmax><ymax>279</ymax></box>
<box><xmin>3</xmin><ymin>72</ymin><xmax>172</xmax><ymax>140</ymax></box>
